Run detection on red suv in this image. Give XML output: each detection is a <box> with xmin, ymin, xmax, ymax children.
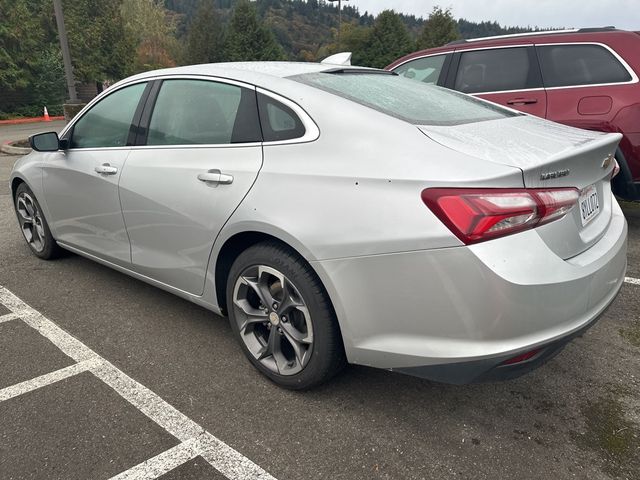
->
<box><xmin>387</xmin><ymin>28</ymin><xmax>640</xmax><ymax>201</ymax></box>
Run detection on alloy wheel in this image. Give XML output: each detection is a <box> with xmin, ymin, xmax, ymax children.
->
<box><xmin>16</xmin><ymin>192</ymin><xmax>46</xmax><ymax>253</ymax></box>
<box><xmin>232</xmin><ymin>265</ymin><xmax>314</xmax><ymax>376</ymax></box>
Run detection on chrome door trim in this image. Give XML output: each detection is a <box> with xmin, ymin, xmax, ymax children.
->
<box><xmin>390</xmin><ymin>52</ymin><xmax>450</xmax><ymax>73</ymax></box>
<box><xmin>534</xmin><ymin>42</ymin><xmax>639</xmax><ymax>90</ymax></box>
<box><xmin>256</xmin><ymin>87</ymin><xmax>321</xmax><ymax>145</ymax></box>
<box><xmin>62</xmin><ymin>74</ymin><xmax>321</xmax><ymax>150</ymax></box>
<box><xmin>391</xmin><ymin>42</ymin><xmax>638</xmax><ymax>96</ymax></box>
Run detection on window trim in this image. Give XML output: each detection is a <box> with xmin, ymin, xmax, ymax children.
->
<box><xmin>535</xmin><ymin>42</ymin><xmax>639</xmax><ymax>91</ymax></box>
<box><xmin>390</xmin><ymin>53</ymin><xmax>452</xmax><ymax>87</ymax></box>
<box><xmin>61</xmin><ymin>74</ymin><xmax>319</xmax><ymax>151</ymax></box>
<box><xmin>140</xmin><ymin>78</ymin><xmax>261</xmax><ymax>147</ymax></box>
<box><xmin>62</xmin><ymin>80</ymin><xmax>150</xmax><ymax>151</ymax></box>
<box><xmin>450</xmin><ymin>45</ymin><xmax>543</xmax><ymax>96</ymax></box>
<box><xmin>256</xmin><ymin>87</ymin><xmax>320</xmax><ymax>145</ymax></box>
<box><xmin>396</xmin><ymin>42</ymin><xmax>638</xmax><ymax>96</ymax></box>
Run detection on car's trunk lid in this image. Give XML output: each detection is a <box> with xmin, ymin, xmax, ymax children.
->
<box><xmin>418</xmin><ymin>116</ymin><xmax>622</xmax><ymax>259</ymax></box>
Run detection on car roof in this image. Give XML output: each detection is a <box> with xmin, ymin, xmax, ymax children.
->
<box><xmin>445</xmin><ymin>27</ymin><xmax>619</xmax><ymax>46</ymax></box>
<box><xmin>114</xmin><ymin>62</ymin><xmax>379</xmax><ymax>91</ymax></box>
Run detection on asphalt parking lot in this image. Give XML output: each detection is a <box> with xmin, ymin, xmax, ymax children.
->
<box><xmin>0</xmin><ymin>123</ymin><xmax>639</xmax><ymax>479</ymax></box>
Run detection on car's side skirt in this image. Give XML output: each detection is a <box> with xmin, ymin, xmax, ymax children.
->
<box><xmin>56</xmin><ymin>241</ymin><xmax>224</xmax><ymax>316</ymax></box>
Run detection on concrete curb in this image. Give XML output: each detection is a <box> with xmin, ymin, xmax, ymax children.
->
<box><xmin>0</xmin><ymin>116</ymin><xmax>64</xmax><ymax>125</ymax></box>
<box><xmin>1</xmin><ymin>140</ymin><xmax>31</xmax><ymax>156</ymax></box>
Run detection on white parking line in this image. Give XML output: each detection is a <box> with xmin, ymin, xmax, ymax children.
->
<box><xmin>0</xmin><ymin>360</ymin><xmax>95</xmax><ymax>402</ymax></box>
<box><xmin>0</xmin><ymin>312</ymin><xmax>20</xmax><ymax>324</ymax></box>
<box><xmin>110</xmin><ymin>437</ymin><xmax>203</xmax><ymax>480</ymax></box>
<box><xmin>625</xmin><ymin>276</ymin><xmax>640</xmax><ymax>286</ymax></box>
<box><xmin>0</xmin><ymin>286</ymin><xmax>277</xmax><ymax>480</ymax></box>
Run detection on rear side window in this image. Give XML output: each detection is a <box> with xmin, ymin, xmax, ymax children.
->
<box><xmin>394</xmin><ymin>55</ymin><xmax>446</xmax><ymax>84</ymax></box>
<box><xmin>147</xmin><ymin>79</ymin><xmax>261</xmax><ymax>145</ymax></box>
<box><xmin>537</xmin><ymin>44</ymin><xmax>632</xmax><ymax>87</ymax></box>
<box><xmin>257</xmin><ymin>93</ymin><xmax>306</xmax><ymax>142</ymax></box>
<box><xmin>454</xmin><ymin>47</ymin><xmax>534</xmax><ymax>94</ymax></box>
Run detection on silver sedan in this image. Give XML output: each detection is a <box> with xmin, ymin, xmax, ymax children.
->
<box><xmin>11</xmin><ymin>61</ymin><xmax>627</xmax><ymax>389</ymax></box>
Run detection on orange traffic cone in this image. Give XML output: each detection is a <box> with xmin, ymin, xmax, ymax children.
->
<box><xmin>43</xmin><ymin>106</ymin><xmax>51</xmax><ymax>122</ymax></box>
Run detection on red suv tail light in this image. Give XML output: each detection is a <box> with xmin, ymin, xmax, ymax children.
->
<box><xmin>422</xmin><ymin>188</ymin><xmax>580</xmax><ymax>244</ymax></box>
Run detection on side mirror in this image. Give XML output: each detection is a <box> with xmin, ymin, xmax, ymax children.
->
<box><xmin>29</xmin><ymin>132</ymin><xmax>61</xmax><ymax>152</ymax></box>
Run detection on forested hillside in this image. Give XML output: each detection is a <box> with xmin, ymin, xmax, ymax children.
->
<box><xmin>1</xmin><ymin>0</ymin><xmax>544</xmax><ymax>117</ymax></box>
<box><xmin>165</xmin><ymin>0</ymin><xmax>540</xmax><ymax>61</ymax></box>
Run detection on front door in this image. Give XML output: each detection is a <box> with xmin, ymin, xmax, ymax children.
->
<box><xmin>42</xmin><ymin>82</ymin><xmax>148</xmax><ymax>265</ymax></box>
<box><xmin>120</xmin><ymin>78</ymin><xmax>264</xmax><ymax>295</ymax></box>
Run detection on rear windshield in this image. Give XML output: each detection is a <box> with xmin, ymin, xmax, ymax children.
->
<box><xmin>292</xmin><ymin>72</ymin><xmax>518</xmax><ymax>126</ymax></box>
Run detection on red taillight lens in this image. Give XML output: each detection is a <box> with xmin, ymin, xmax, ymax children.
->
<box><xmin>422</xmin><ymin>187</ymin><xmax>579</xmax><ymax>244</ymax></box>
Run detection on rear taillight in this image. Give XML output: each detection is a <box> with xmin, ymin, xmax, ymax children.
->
<box><xmin>422</xmin><ymin>187</ymin><xmax>579</xmax><ymax>245</ymax></box>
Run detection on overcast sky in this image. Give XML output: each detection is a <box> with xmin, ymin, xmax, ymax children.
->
<box><xmin>350</xmin><ymin>0</ymin><xmax>639</xmax><ymax>31</ymax></box>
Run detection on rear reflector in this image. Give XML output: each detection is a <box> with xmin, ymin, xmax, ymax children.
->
<box><xmin>501</xmin><ymin>349</ymin><xmax>541</xmax><ymax>365</ymax></box>
<box><xmin>422</xmin><ymin>187</ymin><xmax>579</xmax><ymax>244</ymax></box>
<box><xmin>612</xmin><ymin>159</ymin><xmax>621</xmax><ymax>179</ymax></box>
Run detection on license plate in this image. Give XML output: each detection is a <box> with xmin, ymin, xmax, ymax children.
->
<box><xmin>579</xmin><ymin>184</ymin><xmax>600</xmax><ymax>226</ymax></box>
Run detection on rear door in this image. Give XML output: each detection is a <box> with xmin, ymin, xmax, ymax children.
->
<box><xmin>119</xmin><ymin>78</ymin><xmax>263</xmax><ymax>295</ymax></box>
<box><xmin>536</xmin><ymin>42</ymin><xmax>636</xmax><ymax>128</ymax></box>
<box><xmin>449</xmin><ymin>45</ymin><xmax>547</xmax><ymax>118</ymax></box>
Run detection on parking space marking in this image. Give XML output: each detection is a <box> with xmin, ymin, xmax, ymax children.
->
<box><xmin>110</xmin><ymin>437</ymin><xmax>203</xmax><ymax>480</ymax></box>
<box><xmin>0</xmin><ymin>286</ymin><xmax>277</xmax><ymax>480</ymax></box>
<box><xmin>0</xmin><ymin>312</ymin><xmax>20</xmax><ymax>324</ymax></box>
<box><xmin>0</xmin><ymin>360</ymin><xmax>95</xmax><ymax>402</ymax></box>
<box><xmin>625</xmin><ymin>276</ymin><xmax>640</xmax><ymax>286</ymax></box>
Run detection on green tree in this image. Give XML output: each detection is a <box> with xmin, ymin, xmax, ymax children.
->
<box><xmin>121</xmin><ymin>0</ymin><xmax>180</xmax><ymax>71</ymax></box>
<box><xmin>224</xmin><ymin>0</ymin><xmax>286</xmax><ymax>61</ymax></box>
<box><xmin>316</xmin><ymin>22</ymin><xmax>371</xmax><ymax>63</ymax></box>
<box><xmin>63</xmin><ymin>0</ymin><xmax>134</xmax><ymax>83</ymax></box>
<box><xmin>185</xmin><ymin>0</ymin><xmax>226</xmax><ymax>64</ymax></box>
<box><xmin>0</xmin><ymin>0</ymin><xmax>46</xmax><ymax>91</ymax></box>
<box><xmin>417</xmin><ymin>6</ymin><xmax>460</xmax><ymax>50</ymax></box>
<box><xmin>357</xmin><ymin>10</ymin><xmax>413</xmax><ymax>69</ymax></box>
<box><xmin>31</xmin><ymin>48</ymin><xmax>66</xmax><ymax>108</ymax></box>
<box><xmin>0</xmin><ymin>0</ymin><xmax>65</xmax><ymax>112</ymax></box>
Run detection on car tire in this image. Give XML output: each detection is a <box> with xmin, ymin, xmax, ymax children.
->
<box><xmin>14</xmin><ymin>183</ymin><xmax>63</xmax><ymax>260</ymax></box>
<box><xmin>227</xmin><ymin>241</ymin><xmax>346</xmax><ymax>389</ymax></box>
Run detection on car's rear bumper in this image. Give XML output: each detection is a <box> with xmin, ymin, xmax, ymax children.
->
<box><xmin>313</xmin><ymin>199</ymin><xmax>628</xmax><ymax>384</ymax></box>
<box><xmin>394</xmin><ymin>300</ymin><xmax>610</xmax><ymax>384</ymax></box>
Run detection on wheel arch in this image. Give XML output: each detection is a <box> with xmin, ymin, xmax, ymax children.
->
<box><xmin>213</xmin><ymin>228</ymin><xmax>320</xmax><ymax>315</ymax></box>
<box><xmin>613</xmin><ymin>146</ymin><xmax>638</xmax><ymax>200</ymax></box>
<box><xmin>10</xmin><ymin>175</ymin><xmax>27</xmax><ymax>201</ymax></box>
<box><xmin>212</xmin><ymin>227</ymin><xmax>352</xmax><ymax>364</ymax></box>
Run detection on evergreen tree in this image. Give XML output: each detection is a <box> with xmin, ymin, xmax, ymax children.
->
<box><xmin>185</xmin><ymin>0</ymin><xmax>226</xmax><ymax>64</ymax></box>
<box><xmin>357</xmin><ymin>10</ymin><xmax>413</xmax><ymax>69</ymax></box>
<box><xmin>224</xmin><ymin>0</ymin><xmax>286</xmax><ymax>61</ymax></box>
<box><xmin>121</xmin><ymin>0</ymin><xmax>179</xmax><ymax>71</ymax></box>
<box><xmin>417</xmin><ymin>6</ymin><xmax>460</xmax><ymax>50</ymax></box>
<box><xmin>63</xmin><ymin>0</ymin><xmax>134</xmax><ymax>82</ymax></box>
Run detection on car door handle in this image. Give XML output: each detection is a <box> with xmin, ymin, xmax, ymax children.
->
<box><xmin>95</xmin><ymin>163</ymin><xmax>118</xmax><ymax>175</ymax></box>
<box><xmin>197</xmin><ymin>169</ymin><xmax>234</xmax><ymax>185</ymax></box>
<box><xmin>507</xmin><ymin>98</ymin><xmax>538</xmax><ymax>105</ymax></box>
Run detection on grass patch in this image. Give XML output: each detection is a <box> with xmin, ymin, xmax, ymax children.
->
<box><xmin>578</xmin><ymin>394</ymin><xmax>639</xmax><ymax>478</ymax></box>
